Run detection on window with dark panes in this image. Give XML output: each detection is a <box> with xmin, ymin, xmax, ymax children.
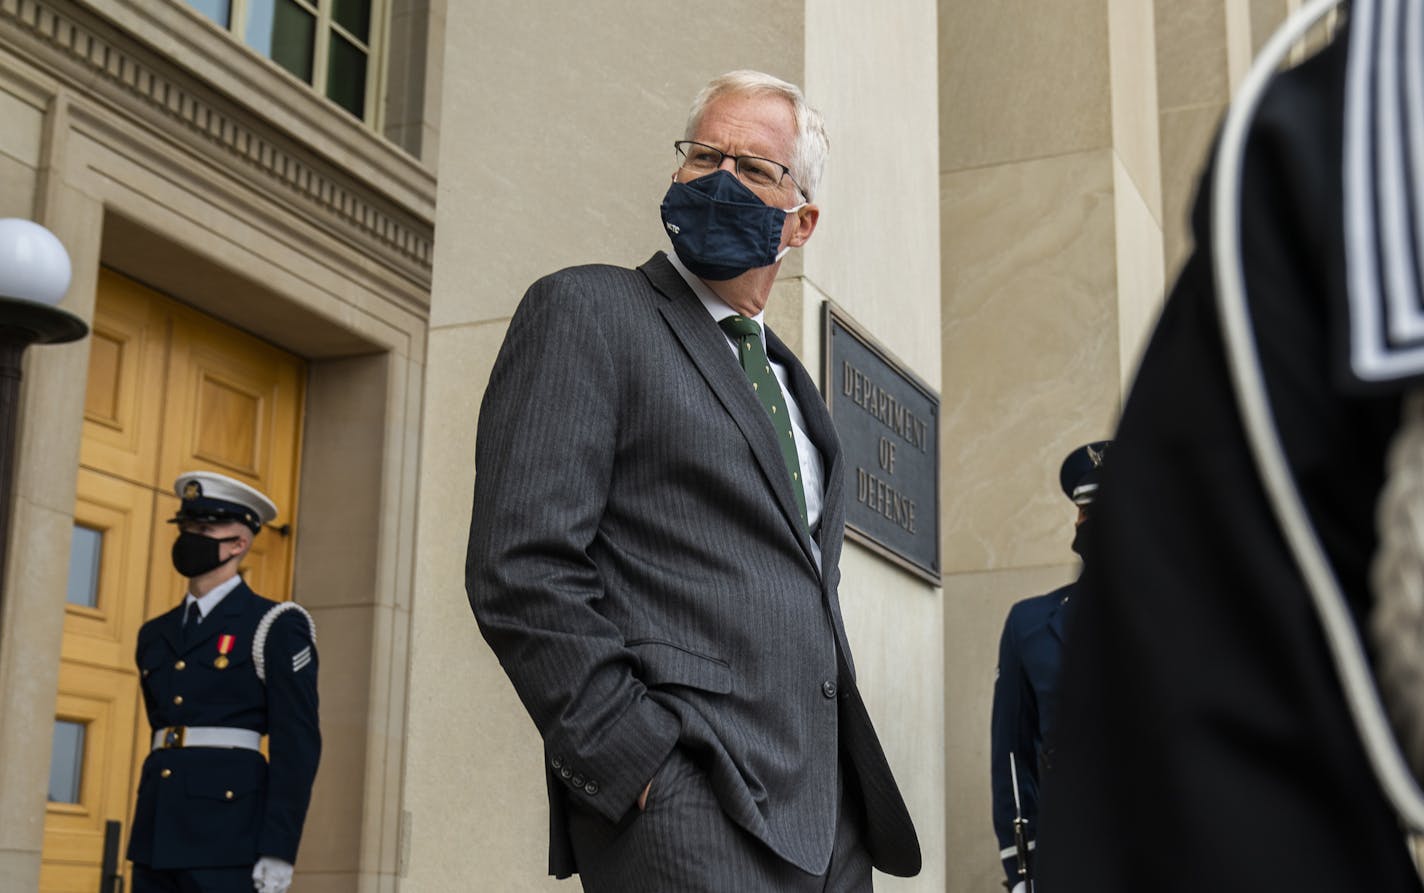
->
<box><xmin>182</xmin><ymin>0</ymin><xmax>382</xmax><ymax>123</ymax></box>
<box><xmin>327</xmin><ymin>0</ymin><xmax>372</xmax><ymax>117</ymax></box>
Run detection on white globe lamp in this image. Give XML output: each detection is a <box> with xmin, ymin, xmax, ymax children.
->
<box><xmin>0</xmin><ymin>218</ymin><xmax>86</xmax><ymax>342</ymax></box>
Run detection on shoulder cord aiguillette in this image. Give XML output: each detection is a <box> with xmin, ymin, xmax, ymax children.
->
<box><xmin>252</xmin><ymin>602</ymin><xmax>317</xmax><ymax>683</ymax></box>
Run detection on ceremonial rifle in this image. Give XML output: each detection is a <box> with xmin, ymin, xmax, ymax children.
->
<box><xmin>1009</xmin><ymin>751</ymin><xmax>1034</xmax><ymax>892</ymax></box>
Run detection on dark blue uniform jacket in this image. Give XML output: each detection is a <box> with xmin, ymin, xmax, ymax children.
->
<box><xmin>990</xmin><ymin>581</ymin><xmax>1074</xmax><ymax>887</ymax></box>
<box><xmin>126</xmin><ymin>581</ymin><xmax>320</xmax><ymax>870</ymax></box>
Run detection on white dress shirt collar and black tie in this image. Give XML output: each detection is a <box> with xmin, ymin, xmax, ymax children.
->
<box><xmin>182</xmin><ymin>573</ymin><xmax>244</xmax><ymax>625</ymax></box>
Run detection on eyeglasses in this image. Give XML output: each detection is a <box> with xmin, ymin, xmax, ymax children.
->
<box><xmin>674</xmin><ymin>140</ymin><xmax>806</xmax><ymax>200</ymax></box>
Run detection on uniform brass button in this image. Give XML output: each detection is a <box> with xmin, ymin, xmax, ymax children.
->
<box><xmin>160</xmin><ymin>769</ymin><xmax>172</xmax><ymax>779</ymax></box>
<box><xmin>142</xmin><ymin>669</ymin><xmax>150</xmax><ymax>678</ymax></box>
<box><xmin>173</xmin><ymin>695</ymin><xmax>183</xmax><ymax>705</ymax></box>
<box><xmin>175</xmin><ymin>660</ymin><xmax>186</xmax><ymax>671</ymax></box>
<box><xmin>225</xmin><ymin>790</ymin><xmax>234</xmax><ymax>800</ymax></box>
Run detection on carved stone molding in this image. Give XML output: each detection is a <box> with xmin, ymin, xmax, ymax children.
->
<box><xmin>0</xmin><ymin>0</ymin><xmax>434</xmax><ymax>289</ymax></box>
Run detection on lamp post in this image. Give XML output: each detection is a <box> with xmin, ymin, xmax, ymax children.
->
<box><xmin>0</xmin><ymin>218</ymin><xmax>87</xmax><ymax>597</ymax></box>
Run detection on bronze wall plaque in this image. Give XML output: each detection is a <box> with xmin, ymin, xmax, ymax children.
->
<box><xmin>823</xmin><ymin>303</ymin><xmax>940</xmax><ymax>585</ymax></box>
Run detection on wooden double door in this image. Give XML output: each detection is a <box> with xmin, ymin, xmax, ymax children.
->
<box><xmin>40</xmin><ymin>270</ymin><xmax>305</xmax><ymax>891</ymax></box>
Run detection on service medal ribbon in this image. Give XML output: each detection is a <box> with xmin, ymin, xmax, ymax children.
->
<box><xmin>215</xmin><ymin>634</ymin><xmax>235</xmax><ymax>669</ymax></box>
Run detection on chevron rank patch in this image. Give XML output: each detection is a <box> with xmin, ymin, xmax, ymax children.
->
<box><xmin>292</xmin><ymin>645</ymin><xmax>313</xmax><ymax>673</ymax></box>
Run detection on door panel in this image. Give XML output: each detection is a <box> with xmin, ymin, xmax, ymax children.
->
<box><xmin>162</xmin><ymin>303</ymin><xmax>304</xmax><ymax>588</ymax></box>
<box><xmin>59</xmin><ymin>470</ymin><xmax>156</xmax><ymax>671</ymax></box>
<box><xmin>40</xmin><ymin>665</ymin><xmax>140</xmax><ymax>892</ymax></box>
<box><xmin>79</xmin><ymin>271</ymin><xmax>167</xmax><ymax>488</ymax></box>
<box><xmin>43</xmin><ymin>270</ymin><xmax>305</xmax><ymax>892</ymax></box>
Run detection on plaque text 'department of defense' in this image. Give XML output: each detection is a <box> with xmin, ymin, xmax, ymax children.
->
<box><xmin>823</xmin><ymin>303</ymin><xmax>940</xmax><ymax>585</ymax></box>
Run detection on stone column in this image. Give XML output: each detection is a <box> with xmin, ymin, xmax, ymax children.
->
<box><xmin>805</xmin><ymin>3</ymin><xmax>946</xmax><ymax>890</ymax></box>
<box><xmin>937</xmin><ymin>2</ymin><xmax>1164</xmax><ymax>890</ymax></box>
<box><xmin>1156</xmin><ymin>0</ymin><xmax>1259</xmax><ymax>282</ymax></box>
<box><xmin>0</xmin><ymin>76</ymin><xmax>103</xmax><ymax>890</ymax></box>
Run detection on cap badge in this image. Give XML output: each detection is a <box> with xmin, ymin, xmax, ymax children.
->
<box><xmin>1087</xmin><ymin>445</ymin><xmax>1105</xmax><ymax>467</ymax></box>
<box><xmin>182</xmin><ymin>480</ymin><xmax>202</xmax><ymax>500</ymax></box>
<box><xmin>215</xmin><ymin>634</ymin><xmax>235</xmax><ymax>669</ymax></box>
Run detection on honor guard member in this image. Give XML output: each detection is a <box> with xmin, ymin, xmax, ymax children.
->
<box><xmin>127</xmin><ymin>472</ymin><xmax>320</xmax><ymax>893</ymax></box>
<box><xmin>1039</xmin><ymin>3</ymin><xmax>1424</xmax><ymax>890</ymax></box>
<box><xmin>990</xmin><ymin>441</ymin><xmax>1109</xmax><ymax>892</ymax></box>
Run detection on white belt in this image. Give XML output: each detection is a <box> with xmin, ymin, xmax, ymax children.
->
<box><xmin>153</xmin><ymin>726</ymin><xmax>262</xmax><ymax>752</ymax></box>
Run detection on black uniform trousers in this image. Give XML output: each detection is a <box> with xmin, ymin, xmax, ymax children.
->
<box><xmin>132</xmin><ymin>863</ymin><xmax>250</xmax><ymax>893</ymax></box>
<box><xmin>567</xmin><ymin>749</ymin><xmax>873</xmax><ymax>893</ymax></box>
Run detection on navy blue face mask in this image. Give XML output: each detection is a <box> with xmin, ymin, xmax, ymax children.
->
<box><xmin>659</xmin><ymin>170</ymin><xmax>803</xmax><ymax>281</ymax></box>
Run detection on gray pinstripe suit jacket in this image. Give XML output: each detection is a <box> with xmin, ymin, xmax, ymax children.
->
<box><xmin>466</xmin><ymin>253</ymin><xmax>919</xmax><ymax>880</ymax></box>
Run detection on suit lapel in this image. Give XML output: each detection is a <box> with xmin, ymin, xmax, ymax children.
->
<box><xmin>640</xmin><ymin>254</ymin><xmax>820</xmax><ymax>573</ymax></box>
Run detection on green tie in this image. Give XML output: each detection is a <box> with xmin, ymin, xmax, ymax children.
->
<box><xmin>718</xmin><ymin>315</ymin><xmax>809</xmax><ymax>530</ymax></box>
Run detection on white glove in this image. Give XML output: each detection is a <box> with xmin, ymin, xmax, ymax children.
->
<box><xmin>1011</xmin><ymin>882</ymin><xmax>1028</xmax><ymax>893</ymax></box>
<box><xmin>252</xmin><ymin>856</ymin><xmax>294</xmax><ymax>893</ymax></box>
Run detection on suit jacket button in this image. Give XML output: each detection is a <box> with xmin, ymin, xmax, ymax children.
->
<box><xmin>571</xmin><ymin>773</ymin><xmax>585</xmax><ymax>787</ymax></box>
<box><xmin>551</xmin><ymin>757</ymin><xmax>563</xmax><ymax>770</ymax></box>
<box><xmin>821</xmin><ymin>680</ymin><xmax>838</xmax><ymax>699</ymax></box>
<box><xmin>584</xmin><ymin>781</ymin><xmax>599</xmax><ymax>796</ymax></box>
<box><xmin>160</xmin><ymin>769</ymin><xmax>172</xmax><ymax>779</ymax></box>
<box><xmin>560</xmin><ymin>767</ymin><xmax>572</xmax><ymax>779</ymax></box>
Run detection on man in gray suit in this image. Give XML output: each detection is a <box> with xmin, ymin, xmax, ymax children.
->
<box><xmin>466</xmin><ymin>70</ymin><xmax>920</xmax><ymax>892</ymax></box>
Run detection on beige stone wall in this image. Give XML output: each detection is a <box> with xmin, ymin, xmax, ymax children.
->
<box><xmin>1156</xmin><ymin>2</ymin><xmax>1312</xmax><ymax>288</ymax></box>
<box><xmin>412</xmin><ymin>0</ymin><xmax>945</xmax><ymax>889</ymax></box>
<box><xmin>1156</xmin><ymin>1</ymin><xmax>1253</xmax><ymax>285</ymax></box>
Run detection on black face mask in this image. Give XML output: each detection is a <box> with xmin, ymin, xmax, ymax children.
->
<box><xmin>171</xmin><ymin>531</ymin><xmax>241</xmax><ymax>578</ymax></box>
<box><xmin>1071</xmin><ymin>515</ymin><xmax>1094</xmax><ymax>558</ymax></box>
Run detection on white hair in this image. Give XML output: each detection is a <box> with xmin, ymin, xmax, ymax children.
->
<box><xmin>683</xmin><ymin>70</ymin><xmax>829</xmax><ymax>202</ymax></box>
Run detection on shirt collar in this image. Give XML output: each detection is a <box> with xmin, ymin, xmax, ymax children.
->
<box><xmin>185</xmin><ymin>574</ymin><xmax>243</xmax><ymax>619</ymax></box>
<box><xmin>665</xmin><ymin>251</ymin><xmax>767</xmax><ymax>336</ymax></box>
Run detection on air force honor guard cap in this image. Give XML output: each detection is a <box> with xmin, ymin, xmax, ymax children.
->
<box><xmin>1060</xmin><ymin>440</ymin><xmax>1112</xmax><ymax>506</ymax></box>
<box><xmin>169</xmin><ymin>471</ymin><xmax>278</xmax><ymax>533</ymax></box>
